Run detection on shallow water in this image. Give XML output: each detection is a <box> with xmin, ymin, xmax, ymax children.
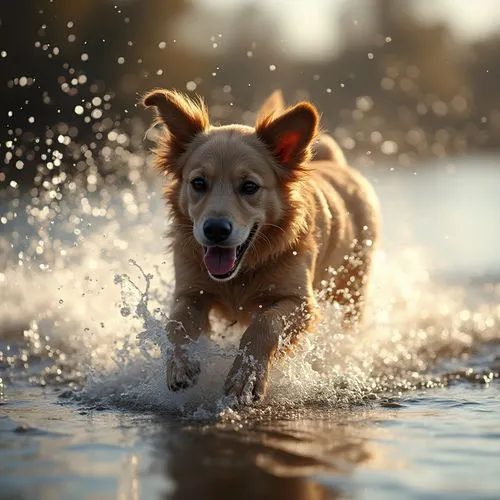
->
<box><xmin>1</xmin><ymin>150</ymin><xmax>500</xmax><ymax>499</ymax></box>
<box><xmin>1</xmin><ymin>383</ymin><xmax>499</xmax><ymax>500</ymax></box>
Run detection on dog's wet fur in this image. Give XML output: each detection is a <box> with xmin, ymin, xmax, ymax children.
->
<box><xmin>142</xmin><ymin>89</ymin><xmax>380</xmax><ymax>404</ymax></box>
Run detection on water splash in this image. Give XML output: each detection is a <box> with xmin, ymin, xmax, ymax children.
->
<box><xmin>1</xmin><ymin>123</ymin><xmax>499</xmax><ymax>420</ymax></box>
<box><xmin>80</xmin><ymin>247</ymin><xmax>500</xmax><ymax>418</ymax></box>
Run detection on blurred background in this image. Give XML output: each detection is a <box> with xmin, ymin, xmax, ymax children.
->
<box><xmin>2</xmin><ymin>0</ymin><xmax>500</xmax><ymax>191</ymax></box>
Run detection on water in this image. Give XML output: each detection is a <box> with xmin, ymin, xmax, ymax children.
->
<box><xmin>1</xmin><ymin>139</ymin><xmax>500</xmax><ymax>498</ymax></box>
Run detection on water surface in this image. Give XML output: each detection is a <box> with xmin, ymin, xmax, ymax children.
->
<box><xmin>1</xmin><ymin>156</ymin><xmax>499</xmax><ymax>499</ymax></box>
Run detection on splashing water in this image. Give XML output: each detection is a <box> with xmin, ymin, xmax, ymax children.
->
<box><xmin>1</xmin><ymin>125</ymin><xmax>499</xmax><ymax>421</ymax></box>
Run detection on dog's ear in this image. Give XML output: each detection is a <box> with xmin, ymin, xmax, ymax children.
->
<box><xmin>142</xmin><ymin>89</ymin><xmax>209</xmax><ymax>161</ymax></box>
<box><xmin>256</xmin><ymin>102</ymin><xmax>319</xmax><ymax>171</ymax></box>
<box><xmin>255</xmin><ymin>90</ymin><xmax>285</xmax><ymax>123</ymax></box>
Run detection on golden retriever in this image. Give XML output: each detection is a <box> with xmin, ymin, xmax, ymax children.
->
<box><xmin>142</xmin><ymin>89</ymin><xmax>380</xmax><ymax>404</ymax></box>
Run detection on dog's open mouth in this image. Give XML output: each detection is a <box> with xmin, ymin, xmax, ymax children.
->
<box><xmin>203</xmin><ymin>224</ymin><xmax>258</xmax><ymax>280</ymax></box>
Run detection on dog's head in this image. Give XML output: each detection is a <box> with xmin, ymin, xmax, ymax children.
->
<box><xmin>142</xmin><ymin>89</ymin><xmax>319</xmax><ymax>281</ymax></box>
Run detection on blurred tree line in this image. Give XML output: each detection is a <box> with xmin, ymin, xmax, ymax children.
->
<box><xmin>1</xmin><ymin>0</ymin><xmax>500</xmax><ymax>189</ymax></box>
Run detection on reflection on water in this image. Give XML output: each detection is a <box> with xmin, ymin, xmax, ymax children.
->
<box><xmin>0</xmin><ymin>387</ymin><xmax>173</xmax><ymax>500</ymax></box>
<box><xmin>2</xmin><ymin>383</ymin><xmax>499</xmax><ymax>499</ymax></box>
<box><xmin>0</xmin><ymin>387</ymin><xmax>383</xmax><ymax>500</ymax></box>
<box><xmin>161</xmin><ymin>420</ymin><xmax>345</xmax><ymax>500</ymax></box>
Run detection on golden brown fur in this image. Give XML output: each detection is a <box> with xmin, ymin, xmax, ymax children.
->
<box><xmin>142</xmin><ymin>89</ymin><xmax>380</xmax><ymax>404</ymax></box>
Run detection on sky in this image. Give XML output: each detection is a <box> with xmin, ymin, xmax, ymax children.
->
<box><xmin>193</xmin><ymin>0</ymin><xmax>500</xmax><ymax>59</ymax></box>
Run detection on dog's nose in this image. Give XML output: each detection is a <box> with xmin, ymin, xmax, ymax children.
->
<box><xmin>203</xmin><ymin>218</ymin><xmax>233</xmax><ymax>244</ymax></box>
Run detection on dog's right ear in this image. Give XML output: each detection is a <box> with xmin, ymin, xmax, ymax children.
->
<box><xmin>255</xmin><ymin>90</ymin><xmax>285</xmax><ymax>123</ymax></box>
<box><xmin>142</xmin><ymin>89</ymin><xmax>209</xmax><ymax>165</ymax></box>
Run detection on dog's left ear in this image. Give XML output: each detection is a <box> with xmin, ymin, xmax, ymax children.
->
<box><xmin>256</xmin><ymin>102</ymin><xmax>319</xmax><ymax>171</ymax></box>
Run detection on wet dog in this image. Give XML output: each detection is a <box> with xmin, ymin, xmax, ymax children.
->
<box><xmin>142</xmin><ymin>89</ymin><xmax>380</xmax><ymax>404</ymax></box>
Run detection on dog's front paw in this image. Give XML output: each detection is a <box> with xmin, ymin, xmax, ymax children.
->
<box><xmin>166</xmin><ymin>350</ymin><xmax>200</xmax><ymax>391</ymax></box>
<box><xmin>224</xmin><ymin>353</ymin><xmax>270</xmax><ymax>405</ymax></box>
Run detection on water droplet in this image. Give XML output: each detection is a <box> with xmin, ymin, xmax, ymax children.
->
<box><xmin>120</xmin><ymin>307</ymin><xmax>131</xmax><ymax>317</ymax></box>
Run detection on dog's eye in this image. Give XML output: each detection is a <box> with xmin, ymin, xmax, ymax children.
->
<box><xmin>240</xmin><ymin>180</ymin><xmax>260</xmax><ymax>196</ymax></box>
<box><xmin>191</xmin><ymin>177</ymin><xmax>207</xmax><ymax>193</ymax></box>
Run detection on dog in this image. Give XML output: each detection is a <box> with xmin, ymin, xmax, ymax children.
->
<box><xmin>142</xmin><ymin>89</ymin><xmax>380</xmax><ymax>404</ymax></box>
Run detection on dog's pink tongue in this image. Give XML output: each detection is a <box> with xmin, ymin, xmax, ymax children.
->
<box><xmin>204</xmin><ymin>247</ymin><xmax>237</xmax><ymax>276</ymax></box>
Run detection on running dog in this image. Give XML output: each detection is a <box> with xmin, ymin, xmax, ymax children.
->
<box><xmin>142</xmin><ymin>89</ymin><xmax>380</xmax><ymax>404</ymax></box>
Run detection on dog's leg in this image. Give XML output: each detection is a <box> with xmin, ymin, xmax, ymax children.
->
<box><xmin>224</xmin><ymin>297</ymin><xmax>315</xmax><ymax>404</ymax></box>
<box><xmin>331</xmin><ymin>249</ymin><xmax>372</xmax><ymax>328</ymax></box>
<box><xmin>166</xmin><ymin>294</ymin><xmax>210</xmax><ymax>391</ymax></box>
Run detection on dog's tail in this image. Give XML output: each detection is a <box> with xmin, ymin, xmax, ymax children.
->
<box><xmin>312</xmin><ymin>134</ymin><xmax>347</xmax><ymax>166</ymax></box>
